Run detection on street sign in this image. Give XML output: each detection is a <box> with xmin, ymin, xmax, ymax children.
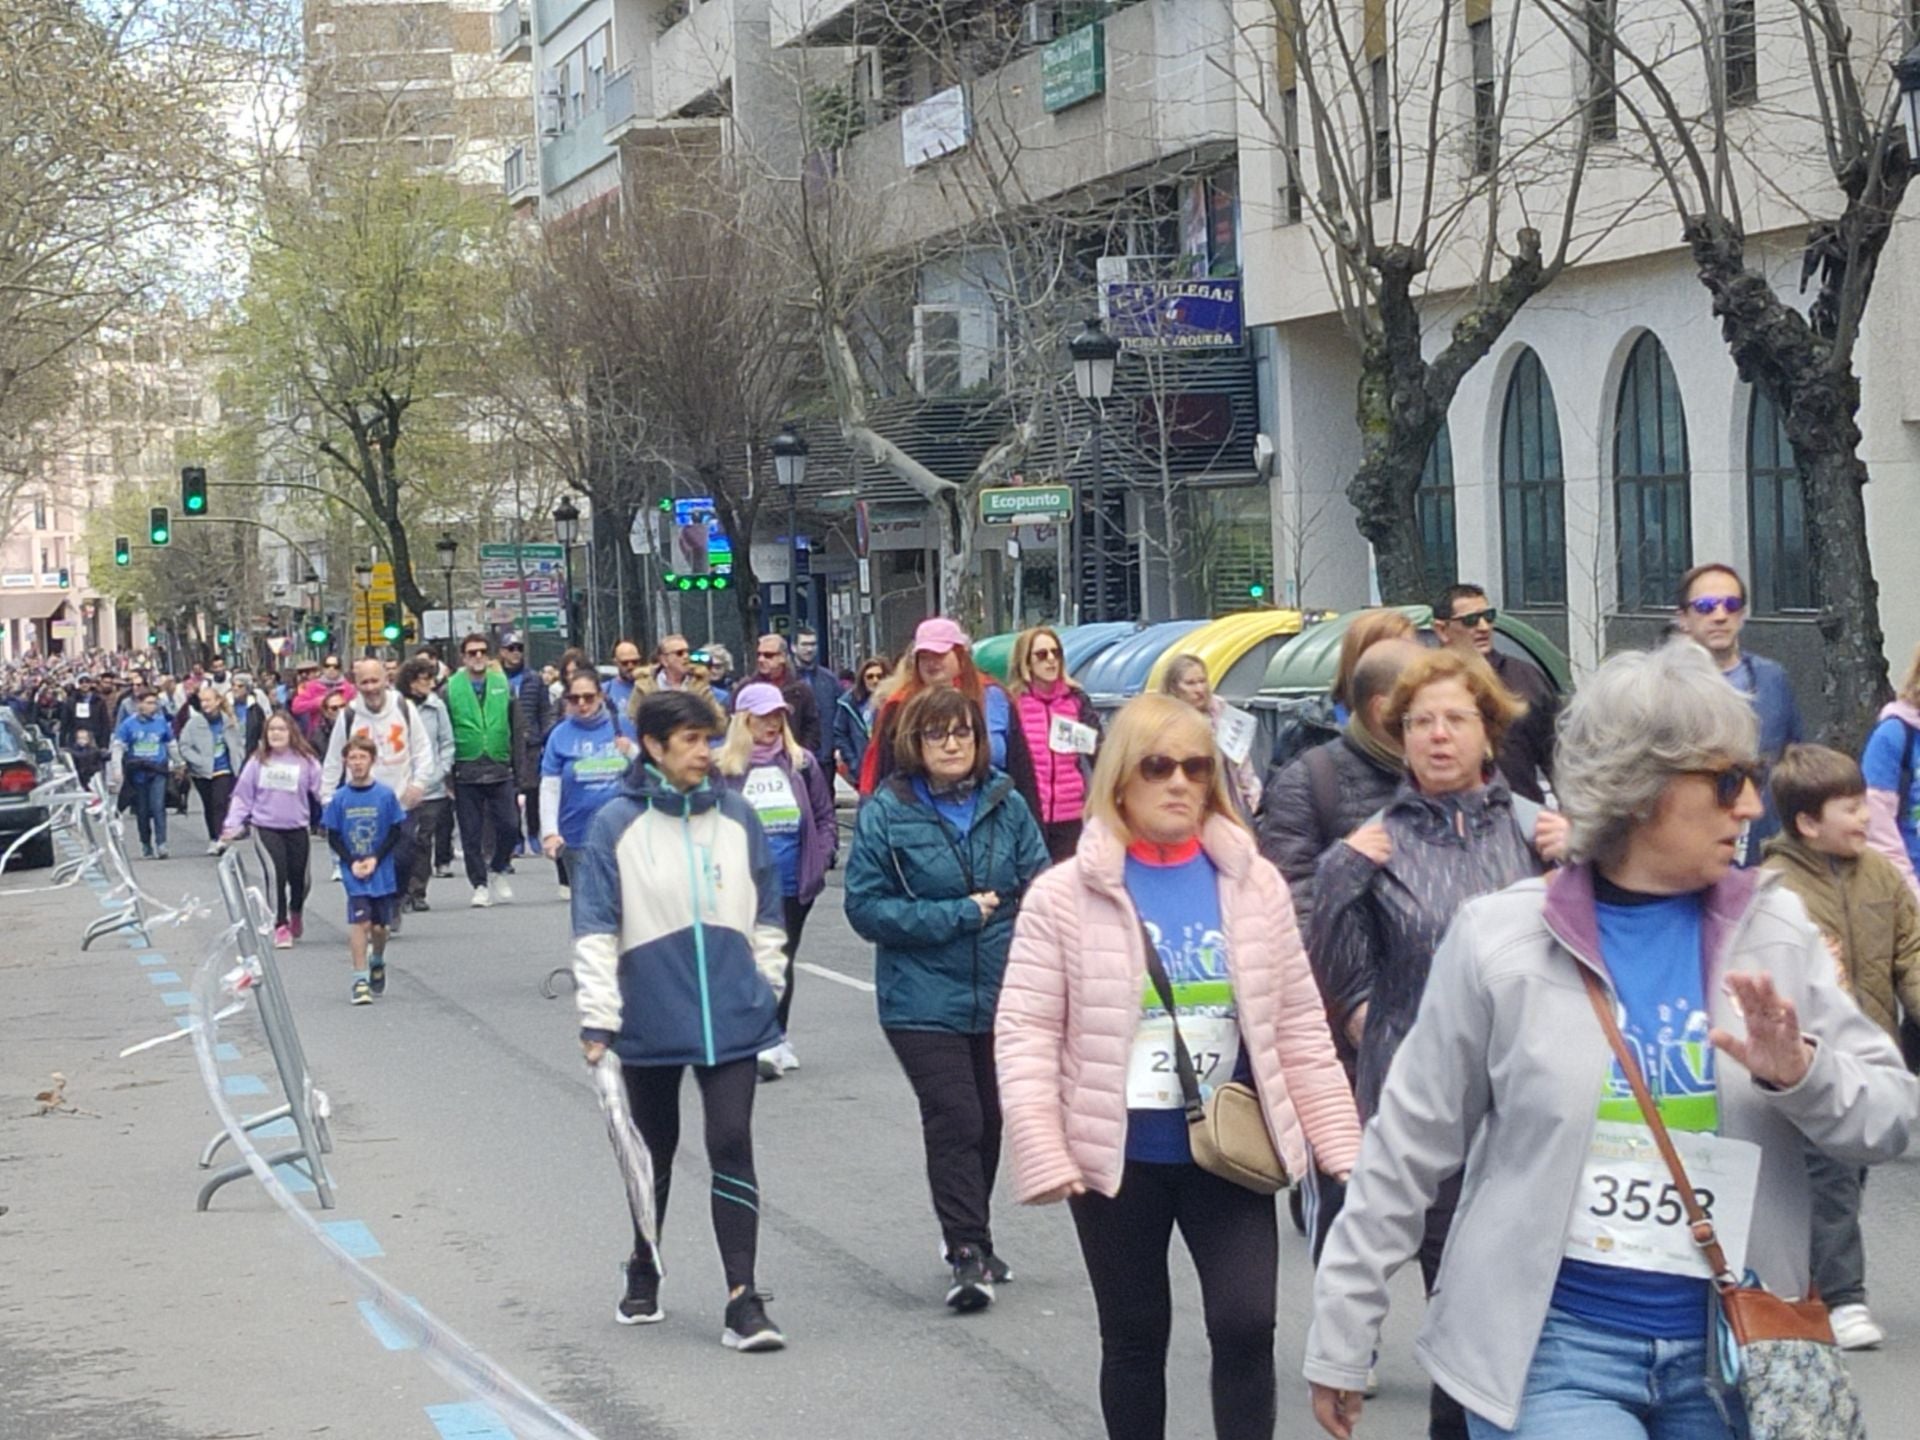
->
<box><xmin>368</xmin><ymin>562</ymin><xmax>396</xmax><ymax>604</ymax></box>
<box><xmin>479</xmin><ymin>543</ymin><xmax>568</xmax><ymax>621</ymax></box>
<box><xmin>980</xmin><ymin>484</ymin><xmax>1074</xmax><ymax>525</ymax></box>
<box><xmin>1042</xmin><ymin>22</ymin><xmax>1105</xmax><ymax>113</ymax></box>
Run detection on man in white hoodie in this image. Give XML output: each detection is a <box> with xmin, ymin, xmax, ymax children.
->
<box><xmin>321</xmin><ymin>658</ymin><xmax>432</xmax><ymax>924</ymax></box>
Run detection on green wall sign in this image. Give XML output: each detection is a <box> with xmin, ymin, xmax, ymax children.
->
<box><xmin>1042</xmin><ymin>23</ymin><xmax>1105</xmax><ymax>114</ymax></box>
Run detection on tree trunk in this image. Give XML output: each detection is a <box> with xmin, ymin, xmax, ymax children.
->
<box><xmin>936</xmin><ymin>489</ymin><xmax>983</xmax><ymax>631</ymax></box>
<box><xmin>1350</xmin><ymin>338</ymin><xmax>1443</xmax><ymax>605</ymax></box>
<box><xmin>1801</xmin><ymin>432</ymin><xmax>1890</xmax><ymax>750</ymax></box>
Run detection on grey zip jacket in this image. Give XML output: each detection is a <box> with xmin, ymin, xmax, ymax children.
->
<box><xmin>1305</xmin><ymin>863</ymin><xmax>1918</xmax><ymax>1431</ymax></box>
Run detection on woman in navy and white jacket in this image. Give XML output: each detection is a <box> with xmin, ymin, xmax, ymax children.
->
<box><xmin>572</xmin><ymin>689</ymin><xmax>790</xmax><ymax>1354</ymax></box>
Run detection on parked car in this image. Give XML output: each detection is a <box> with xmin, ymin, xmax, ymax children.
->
<box><xmin>0</xmin><ymin>710</ymin><xmax>56</xmax><ymax>870</ymax></box>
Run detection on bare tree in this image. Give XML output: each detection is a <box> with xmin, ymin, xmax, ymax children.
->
<box><xmin>1245</xmin><ymin>0</ymin><xmax>1618</xmax><ymax>602</ymax></box>
<box><xmin>1540</xmin><ymin>0</ymin><xmax>1909</xmax><ymax>742</ymax></box>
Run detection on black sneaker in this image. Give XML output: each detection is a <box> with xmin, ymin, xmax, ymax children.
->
<box><xmin>983</xmin><ymin>1249</ymin><xmax>1013</xmax><ymax>1286</ymax></box>
<box><xmin>721</xmin><ymin>1290</ymin><xmax>786</xmax><ymax>1352</ymax></box>
<box><xmin>412</xmin><ymin>897</ymin><xmax>431</xmax><ymax>912</ymax></box>
<box><xmin>388</xmin><ymin>910</ymin><xmax>403</xmax><ymax>936</ymax></box>
<box><xmin>368</xmin><ymin>955</ymin><xmax>386</xmax><ymax>997</ymax></box>
<box><xmin>946</xmin><ymin>1246</ymin><xmax>994</xmax><ymax>1313</ymax></box>
<box><xmin>616</xmin><ymin>1258</ymin><xmax>663</xmax><ymax>1326</ymax></box>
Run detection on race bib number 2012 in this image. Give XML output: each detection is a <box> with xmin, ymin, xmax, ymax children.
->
<box><xmin>1562</xmin><ymin>1121</ymin><xmax>1761</xmax><ymax>1280</ymax></box>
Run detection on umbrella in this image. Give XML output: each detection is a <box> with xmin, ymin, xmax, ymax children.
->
<box><xmin>591</xmin><ymin>1059</ymin><xmax>660</xmax><ymax>1261</ymax></box>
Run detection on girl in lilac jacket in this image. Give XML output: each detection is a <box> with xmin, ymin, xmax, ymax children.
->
<box><xmin>222</xmin><ymin>711</ymin><xmax>324</xmax><ymax>948</ymax></box>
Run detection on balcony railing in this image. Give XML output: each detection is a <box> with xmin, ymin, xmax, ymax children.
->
<box><xmin>502</xmin><ymin>144</ymin><xmax>539</xmax><ymax>207</ymax></box>
<box><xmin>540</xmin><ymin>110</ymin><xmax>614</xmax><ymax>193</ymax></box>
<box><xmin>603</xmin><ymin>63</ymin><xmax>645</xmax><ymax>141</ymax></box>
<box><xmin>493</xmin><ymin>0</ymin><xmax>531</xmax><ymax>60</ymax></box>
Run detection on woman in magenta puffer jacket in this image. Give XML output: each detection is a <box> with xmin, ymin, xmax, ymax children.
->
<box><xmin>1007</xmin><ymin>626</ymin><xmax>1103</xmax><ymax>863</ymax></box>
<box><xmin>998</xmin><ymin>693</ymin><xmax>1361</xmax><ymax>1440</ymax></box>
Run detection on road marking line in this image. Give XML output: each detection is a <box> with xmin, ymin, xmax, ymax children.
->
<box><xmin>425</xmin><ymin>1401</ymin><xmax>514</xmax><ymax>1439</ymax></box>
<box><xmin>160</xmin><ymin>991</ymin><xmax>192</xmax><ymax>1008</ymax></box>
<box><xmin>323</xmin><ymin>1220</ymin><xmax>384</xmax><ymax>1258</ymax></box>
<box><xmin>137</xmin><ymin>953</ymin><xmax>168</xmax><ymax>966</ymax></box>
<box><xmin>357</xmin><ymin>1298</ymin><xmax>420</xmax><ymax>1351</ymax></box>
<box><xmin>221</xmin><ymin>1073</ymin><xmax>269</xmax><ymax>1097</ymax></box>
<box><xmin>254</xmin><ymin>1118</ymin><xmax>297</xmax><ymax>1138</ymax></box>
<box><xmin>146</xmin><ymin>971</ymin><xmax>182</xmax><ymax>985</ymax></box>
<box><xmin>797</xmin><ymin>960</ymin><xmax>875</xmax><ymax>994</ymax></box>
<box><xmin>214</xmin><ymin>1042</ymin><xmax>241</xmax><ymax>1062</ymax></box>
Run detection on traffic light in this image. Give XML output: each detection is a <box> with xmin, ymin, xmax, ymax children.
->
<box><xmin>114</xmin><ymin>535</ymin><xmax>130</xmax><ymax>566</ymax></box>
<box><xmin>1248</xmin><ymin>582</ymin><xmax>1267</xmax><ymax>601</ymax></box>
<box><xmin>181</xmin><ymin>466</ymin><xmax>208</xmax><ymax>516</ymax></box>
<box><xmin>56</xmin><ymin>567</ymin><xmax>69</xmax><ymax>589</ymax></box>
<box><xmin>149</xmin><ymin>506</ymin><xmax>170</xmax><ymax>545</ymax></box>
<box><xmin>216</xmin><ymin>625</ymin><xmax>233</xmax><ymax>646</ymax></box>
<box><xmin>306</xmin><ymin>620</ymin><xmax>330</xmax><ymax>645</ymax></box>
<box><xmin>147</xmin><ymin>628</ymin><xmax>159</xmax><ymax>645</ymax></box>
<box><xmin>380</xmin><ymin>602</ymin><xmax>402</xmax><ymax>643</ymax></box>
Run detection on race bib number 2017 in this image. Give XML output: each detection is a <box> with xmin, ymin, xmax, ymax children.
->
<box><xmin>1125</xmin><ymin>1014</ymin><xmax>1241</xmax><ymax>1110</ymax></box>
<box><xmin>1562</xmin><ymin>1121</ymin><xmax>1761</xmax><ymax>1279</ymax></box>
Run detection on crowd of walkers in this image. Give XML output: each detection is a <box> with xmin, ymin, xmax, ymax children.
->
<box><xmin>29</xmin><ymin>557</ymin><xmax>1920</xmax><ymax>1438</ymax></box>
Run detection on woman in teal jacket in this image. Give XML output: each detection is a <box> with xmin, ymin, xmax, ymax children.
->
<box><xmin>845</xmin><ymin>685</ymin><xmax>1049</xmax><ymax>1314</ymax></box>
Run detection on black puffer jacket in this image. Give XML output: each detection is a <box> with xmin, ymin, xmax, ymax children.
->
<box><xmin>1308</xmin><ymin>779</ymin><xmax>1543</xmax><ymax>1117</ymax></box>
<box><xmin>1255</xmin><ymin>733</ymin><xmax>1401</xmax><ymax>934</ymax></box>
<box><xmin>507</xmin><ymin>664</ymin><xmax>554</xmax><ymax>790</ymax></box>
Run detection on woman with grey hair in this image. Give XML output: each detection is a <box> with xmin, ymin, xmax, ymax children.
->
<box><xmin>1304</xmin><ymin>640</ymin><xmax>1919</xmax><ymax>1440</ymax></box>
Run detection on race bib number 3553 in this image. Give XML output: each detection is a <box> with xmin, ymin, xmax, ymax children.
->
<box><xmin>1562</xmin><ymin>1121</ymin><xmax>1761</xmax><ymax>1279</ymax></box>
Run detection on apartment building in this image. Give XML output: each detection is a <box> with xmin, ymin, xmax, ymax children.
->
<box><xmin>1234</xmin><ymin>0</ymin><xmax>1920</xmax><ymax>724</ymax></box>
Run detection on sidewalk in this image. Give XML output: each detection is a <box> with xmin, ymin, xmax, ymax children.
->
<box><xmin>0</xmin><ymin>858</ymin><xmax>437</xmax><ymax>1439</ymax></box>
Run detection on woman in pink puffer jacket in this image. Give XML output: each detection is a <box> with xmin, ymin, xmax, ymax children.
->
<box><xmin>998</xmin><ymin>693</ymin><xmax>1361</xmax><ymax>1440</ymax></box>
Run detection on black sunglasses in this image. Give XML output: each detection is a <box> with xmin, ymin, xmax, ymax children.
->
<box><xmin>566</xmin><ymin>690</ymin><xmax>600</xmax><ymax>704</ymax></box>
<box><xmin>1138</xmin><ymin>754</ymin><xmax>1215</xmax><ymax>785</ymax></box>
<box><xmin>1446</xmin><ymin>607</ymin><xmax>1498</xmax><ymax>628</ymax></box>
<box><xmin>464</xmin><ymin>647</ymin><xmax>489</xmax><ymax>657</ymax></box>
<box><xmin>1686</xmin><ymin>595</ymin><xmax>1746</xmax><ymax>617</ymax></box>
<box><xmin>1692</xmin><ymin>761</ymin><xmax>1763</xmax><ymax>809</ymax></box>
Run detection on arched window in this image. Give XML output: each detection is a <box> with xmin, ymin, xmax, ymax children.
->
<box><xmin>1416</xmin><ymin>420</ymin><xmax>1457</xmax><ymax>597</ymax></box>
<box><xmin>1499</xmin><ymin>349</ymin><xmax>1567</xmax><ymax>608</ymax></box>
<box><xmin>1747</xmin><ymin>386</ymin><xmax>1813</xmax><ymax>614</ymax></box>
<box><xmin>1614</xmin><ymin>332</ymin><xmax>1691</xmax><ymax>611</ymax></box>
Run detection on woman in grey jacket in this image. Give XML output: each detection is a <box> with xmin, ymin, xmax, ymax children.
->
<box><xmin>1306</xmin><ymin>641</ymin><xmax>1920</xmax><ymax>1440</ymax></box>
<box><xmin>178</xmin><ymin>683</ymin><xmax>240</xmax><ymax>850</ymax></box>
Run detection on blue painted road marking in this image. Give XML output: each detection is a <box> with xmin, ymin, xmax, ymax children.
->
<box><xmin>221</xmin><ymin>1074</ymin><xmax>269</xmax><ymax>1097</ymax></box>
<box><xmin>322</xmin><ymin>1220</ymin><xmax>384</xmax><ymax>1258</ymax></box>
<box><xmin>357</xmin><ymin>1298</ymin><xmax>422</xmax><ymax>1351</ymax></box>
<box><xmin>160</xmin><ymin>991</ymin><xmax>192</xmax><ymax>1008</ymax></box>
<box><xmin>146</xmin><ymin>971</ymin><xmax>182</xmax><ymax>985</ymax></box>
<box><xmin>254</xmin><ymin>1117</ymin><xmax>297</xmax><ymax>1138</ymax></box>
<box><xmin>425</xmin><ymin>1402</ymin><xmax>514</xmax><ymax>1439</ymax></box>
<box><xmin>214</xmin><ymin>1042</ymin><xmax>240</xmax><ymax>1062</ymax></box>
<box><xmin>136</xmin><ymin>953</ymin><xmax>167</xmax><ymax>966</ymax></box>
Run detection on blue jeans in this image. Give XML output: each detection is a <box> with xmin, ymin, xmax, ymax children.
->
<box><xmin>1465</xmin><ymin>1309</ymin><xmax>1746</xmax><ymax>1440</ymax></box>
<box><xmin>127</xmin><ymin>770</ymin><xmax>169</xmax><ymax>850</ymax></box>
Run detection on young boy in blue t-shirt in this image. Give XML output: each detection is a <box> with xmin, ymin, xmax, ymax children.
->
<box><xmin>320</xmin><ymin>735</ymin><xmax>407</xmax><ymax>1005</ymax></box>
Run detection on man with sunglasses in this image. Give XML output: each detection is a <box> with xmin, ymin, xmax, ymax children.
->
<box><xmin>1431</xmin><ymin>583</ymin><xmax>1558</xmax><ymax>804</ymax></box>
<box><xmin>752</xmin><ymin>634</ymin><xmax>823</xmax><ymax>756</ymax></box>
<box><xmin>1674</xmin><ymin>562</ymin><xmax>1805</xmax><ymax>864</ymax></box>
<box><xmin>605</xmin><ymin>639</ymin><xmax>645</xmax><ymax>715</ymax></box>
<box><xmin>448</xmin><ymin>633</ymin><xmax>527</xmax><ymax>906</ymax></box>
<box><xmin>627</xmin><ymin>634</ymin><xmax>724</xmax><ymax>725</ymax></box>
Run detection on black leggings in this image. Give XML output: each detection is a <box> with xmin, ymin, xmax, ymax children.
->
<box><xmin>194</xmin><ymin>773</ymin><xmax>235</xmax><ymax>840</ymax></box>
<box><xmin>255</xmin><ymin>825</ymin><xmax>311</xmax><ymax>927</ymax></box>
<box><xmin>885</xmin><ymin>1028</ymin><xmax>1000</xmax><ymax>1254</ymax></box>
<box><xmin>621</xmin><ymin>1058</ymin><xmax>760</xmax><ymax>1291</ymax></box>
<box><xmin>776</xmin><ymin>894</ymin><xmax>814</xmax><ymax>1034</ymax></box>
<box><xmin>1069</xmin><ymin>1161</ymin><xmax>1278</xmax><ymax>1440</ymax></box>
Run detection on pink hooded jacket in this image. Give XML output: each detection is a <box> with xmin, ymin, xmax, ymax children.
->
<box><xmin>1866</xmin><ymin>698</ymin><xmax>1920</xmax><ymax>902</ymax></box>
<box><xmin>997</xmin><ymin>814</ymin><xmax>1362</xmax><ymax>1203</ymax></box>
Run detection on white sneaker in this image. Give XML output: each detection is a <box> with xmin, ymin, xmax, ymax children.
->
<box><xmin>470</xmin><ymin>886</ymin><xmax>493</xmax><ymax>908</ymax></box>
<box><xmin>492</xmin><ymin>876</ymin><xmax>513</xmax><ymax>902</ymax></box>
<box><xmin>776</xmin><ymin>1040</ymin><xmax>799</xmax><ymax>1072</ymax></box>
<box><xmin>1829</xmin><ymin>1303</ymin><xmax>1885</xmax><ymax>1350</ymax></box>
<box><xmin>206</xmin><ymin>840</ymin><xmax>223</xmax><ymax>855</ymax></box>
<box><xmin>330</xmin><ymin>859</ymin><xmax>341</xmax><ymax>882</ymax></box>
<box><xmin>756</xmin><ymin>1048</ymin><xmax>784</xmax><ymax>1081</ymax></box>
<box><xmin>559</xmin><ymin>883</ymin><xmax>571</xmax><ymax>900</ymax></box>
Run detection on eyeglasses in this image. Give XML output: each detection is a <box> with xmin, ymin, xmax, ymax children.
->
<box><xmin>1029</xmin><ymin>645</ymin><xmax>1061</xmax><ymax>660</ymax></box>
<box><xmin>566</xmin><ymin>691</ymin><xmax>600</xmax><ymax>705</ymax></box>
<box><xmin>920</xmin><ymin>723</ymin><xmax>974</xmax><ymax>746</ymax></box>
<box><xmin>1446</xmin><ymin>607</ymin><xmax>1498</xmax><ymax>628</ymax></box>
<box><xmin>664</xmin><ymin>646</ymin><xmax>689</xmax><ymax>657</ymax></box>
<box><xmin>1686</xmin><ymin>595</ymin><xmax>1746</xmax><ymax>617</ymax></box>
<box><xmin>1138</xmin><ymin>753</ymin><xmax>1215</xmax><ymax>785</ymax></box>
<box><xmin>322</xmin><ymin>660</ymin><xmax>341</xmax><ymax>669</ymax></box>
<box><xmin>464</xmin><ymin>647</ymin><xmax>488</xmax><ymax>658</ymax></box>
<box><xmin>1403</xmin><ymin>708</ymin><xmax>1484</xmax><ymax>736</ymax></box>
<box><xmin>756</xmin><ymin>650</ymin><xmax>782</xmax><ymax>661</ymax></box>
<box><xmin>1690</xmin><ymin>761</ymin><xmax>1763</xmax><ymax>808</ymax></box>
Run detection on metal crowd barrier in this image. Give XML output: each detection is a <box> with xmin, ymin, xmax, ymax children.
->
<box><xmin>196</xmin><ymin>845</ymin><xmax>335</xmax><ymax>1211</ymax></box>
<box><xmin>80</xmin><ymin>777</ymin><xmax>156</xmax><ymax>950</ymax></box>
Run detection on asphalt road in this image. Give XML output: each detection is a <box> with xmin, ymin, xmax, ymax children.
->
<box><xmin>5</xmin><ymin>817</ymin><xmax>1920</xmax><ymax>1439</ymax></box>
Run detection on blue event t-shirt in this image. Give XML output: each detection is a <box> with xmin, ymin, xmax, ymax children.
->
<box><xmin>1124</xmin><ymin>845</ymin><xmax>1251</xmax><ymax>1164</ymax></box>
<box><xmin>1861</xmin><ymin>714</ymin><xmax>1920</xmax><ymax>874</ymax></box>
<box><xmin>741</xmin><ymin>760</ymin><xmax>804</xmax><ymax>898</ymax></box>
<box><xmin>320</xmin><ymin>780</ymin><xmax>407</xmax><ymax>899</ymax></box>
<box><xmin>115</xmin><ymin>713</ymin><xmax>174</xmax><ymax>771</ymax></box>
<box><xmin>541</xmin><ymin>709</ymin><xmax>635</xmax><ymax>847</ymax></box>
<box><xmin>1551</xmin><ymin>887</ymin><xmax>1715</xmax><ymax>1339</ymax></box>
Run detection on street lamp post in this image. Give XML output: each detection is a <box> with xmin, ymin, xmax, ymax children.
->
<box><xmin>552</xmin><ymin>497</ymin><xmax>581</xmax><ymax>648</ymax></box>
<box><xmin>352</xmin><ymin>559</ymin><xmax>374</xmax><ymax>657</ymax></box>
<box><xmin>771</xmin><ymin>423</ymin><xmax>809</xmax><ymax>637</ymax></box>
<box><xmin>1899</xmin><ymin>42</ymin><xmax>1920</xmax><ymax>169</ymax></box>
<box><xmin>1070</xmin><ymin>317</ymin><xmax>1120</xmax><ymax>622</ymax></box>
<box><xmin>435</xmin><ymin>533</ymin><xmax>458</xmax><ymax>659</ymax></box>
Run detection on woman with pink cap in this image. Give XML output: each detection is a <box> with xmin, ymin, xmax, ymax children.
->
<box><xmin>858</xmin><ymin>617</ymin><xmax>1038</xmax><ymax>816</ymax></box>
<box><xmin>716</xmin><ymin>682</ymin><xmax>837</xmax><ymax>1079</ymax></box>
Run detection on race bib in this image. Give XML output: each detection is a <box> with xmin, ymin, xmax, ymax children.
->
<box><xmin>1126</xmin><ymin>1013</ymin><xmax>1242</xmax><ymax>1110</ymax></box>
<box><xmin>1048</xmin><ymin>715</ymin><xmax>1098</xmax><ymax>755</ymax></box>
<box><xmin>1214</xmin><ymin>705</ymin><xmax>1258</xmax><ymax>767</ymax></box>
<box><xmin>1562</xmin><ymin>1121</ymin><xmax>1761</xmax><ymax>1279</ymax></box>
<box><xmin>260</xmin><ymin>761</ymin><xmax>302</xmax><ymax>793</ymax></box>
<box><xmin>132</xmin><ymin>737</ymin><xmax>161</xmax><ymax>759</ymax></box>
<box><xmin>572</xmin><ymin>752</ymin><xmax>629</xmax><ymax>783</ymax></box>
<box><xmin>74</xmin><ymin>700</ymin><xmax>91</xmax><ymax>718</ymax></box>
<box><xmin>742</xmin><ymin>765</ymin><xmax>801</xmax><ymax>831</ymax></box>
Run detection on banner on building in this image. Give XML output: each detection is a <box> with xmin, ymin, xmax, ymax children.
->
<box><xmin>1101</xmin><ymin>278</ymin><xmax>1244</xmax><ymax>350</ymax></box>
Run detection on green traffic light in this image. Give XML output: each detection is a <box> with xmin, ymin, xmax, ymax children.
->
<box><xmin>307</xmin><ymin>626</ymin><xmax>328</xmax><ymax>644</ymax></box>
<box><xmin>1249</xmin><ymin>583</ymin><xmax>1266</xmax><ymax>599</ymax></box>
<box><xmin>713</xmin><ymin>575</ymin><xmax>729</xmax><ymax>590</ymax></box>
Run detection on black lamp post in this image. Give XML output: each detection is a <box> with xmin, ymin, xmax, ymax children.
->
<box><xmin>771</xmin><ymin>423</ymin><xmax>810</xmax><ymax>635</ymax></box>
<box><xmin>435</xmin><ymin>533</ymin><xmax>458</xmax><ymax>657</ymax></box>
<box><xmin>1069</xmin><ymin>316</ymin><xmax>1120</xmax><ymax>622</ymax></box>
<box><xmin>1898</xmin><ymin>42</ymin><xmax>1920</xmax><ymax>170</ymax></box>
<box><xmin>552</xmin><ymin>497</ymin><xmax>581</xmax><ymax>647</ymax></box>
<box><xmin>352</xmin><ymin>559</ymin><xmax>374</xmax><ymax>657</ymax></box>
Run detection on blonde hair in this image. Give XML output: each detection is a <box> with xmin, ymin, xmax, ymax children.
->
<box><xmin>1086</xmin><ymin>694</ymin><xmax>1247</xmax><ymax>843</ymax></box>
<box><xmin>1006</xmin><ymin>626</ymin><xmax>1078</xmax><ymax>698</ymax></box>
<box><xmin>1159</xmin><ymin>654</ymin><xmax>1208</xmax><ymax>698</ymax></box>
<box><xmin>715</xmin><ymin>709</ymin><xmax>809</xmax><ymax>777</ymax></box>
<box><xmin>1901</xmin><ymin>642</ymin><xmax>1920</xmax><ymax>706</ymax></box>
<box><xmin>1333</xmin><ymin>609</ymin><xmax>1418</xmax><ymax>708</ymax></box>
<box><xmin>1382</xmin><ymin>648</ymin><xmax>1528</xmax><ymax>750</ymax></box>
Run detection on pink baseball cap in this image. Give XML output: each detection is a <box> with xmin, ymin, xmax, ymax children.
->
<box><xmin>913</xmin><ymin>617</ymin><xmax>971</xmax><ymax>655</ymax></box>
<box><xmin>732</xmin><ymin>682</ymin><xmax>789</xmax><ymax>716</ymax></box>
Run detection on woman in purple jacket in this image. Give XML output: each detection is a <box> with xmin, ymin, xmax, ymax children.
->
<box><xmin>715</xmin><ymin>682</ymin><xmax>837</xmax><ymax>1079</ymax></box>
<box><xmin>221</xmin><ymin>711</ymin><xmax>325</xmax><ymax>948</ymax></box>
